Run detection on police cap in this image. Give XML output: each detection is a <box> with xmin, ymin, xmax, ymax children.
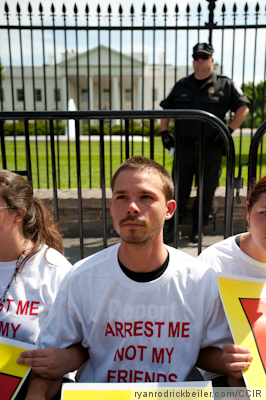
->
<box><xmin>192</xmin><ymin>43</ymin><xmax>214</xmax><ymax>56</ymax></box>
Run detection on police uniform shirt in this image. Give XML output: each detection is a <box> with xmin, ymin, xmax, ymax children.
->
<box><xmin>160</xmin><ymin>72</ymin><xmax>250</xmax><ymax>144</ymax></box>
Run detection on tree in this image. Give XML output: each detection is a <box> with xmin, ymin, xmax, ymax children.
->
<box><xmin>0</xmin><ymin>58</ymin><xmax>4</xmax><ymax>104</ymax></box>
<box><xmin>242</xmin><ymin>81</ymin><xmax>266</xmax><ymax>128</ymax></box>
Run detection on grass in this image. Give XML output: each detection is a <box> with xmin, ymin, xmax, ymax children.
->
<box><xmin>2</xmin><ymin>136</ymin><xmax>266</xmax><ymax>189</ymax></box>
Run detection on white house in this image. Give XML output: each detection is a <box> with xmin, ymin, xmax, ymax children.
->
<box><xmin>1</xmin><ymin>45</ymin><xmax>194</xmax><ymax>117</ymax></box>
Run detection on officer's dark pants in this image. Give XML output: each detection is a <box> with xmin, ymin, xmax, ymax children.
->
<box><xmin>173</xmin><ymin>144</ymin><xmax>222</xmax><ymax>225</ymax></box>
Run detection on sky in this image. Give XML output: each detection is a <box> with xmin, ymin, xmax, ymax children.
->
<box><xmin>2</xmin><ymin>0</ymin><xmax>263</xmax><ymax>26</ymax></box>
<box><xmin>1</xmin><ymin>0</ymin><xmax>265</xmax><ymax>84</ymax></box>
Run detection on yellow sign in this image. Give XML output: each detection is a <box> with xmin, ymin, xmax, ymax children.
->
<box><xmin>219</xmin><ymin>274</ymin><xmax>266</xmax><ymax>389</ymax></box>
<box><xmin>0</xmin><ymin>336</ymin><xmax>36</xmax><ymax>400</ymax></box>
<box><xmin>61</xmin><ymin>382</ymin><xmax>213</xmax><ymax>400</ymax></box>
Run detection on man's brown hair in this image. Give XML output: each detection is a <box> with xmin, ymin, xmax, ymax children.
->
<box><xmin>111</xmin><ymin>156</ymin><xmax>174</xmax><ymax>202</ymax></box>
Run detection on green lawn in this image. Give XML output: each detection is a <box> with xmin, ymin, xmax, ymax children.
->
<box><xmin>2</xmin><ymin>136</ymin><xmax>266</xmax><ymax>189</ymax></box>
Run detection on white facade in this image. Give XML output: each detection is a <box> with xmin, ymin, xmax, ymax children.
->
<box><xmin>0</xmin><ymin>45</ymin><xmax>194</xmax><ymax>114</ymax></box>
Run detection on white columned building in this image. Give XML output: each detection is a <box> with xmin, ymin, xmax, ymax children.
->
<box><xmin>1</xmin><ymin>44</ymin><xmax>195</xmax><ymax>118</ymax></box>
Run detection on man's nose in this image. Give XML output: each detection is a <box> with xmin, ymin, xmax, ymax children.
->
<box><xmin>127</xmin><ymin>201</ymin><xmax>140</xmax><ymax>214</ymax></box>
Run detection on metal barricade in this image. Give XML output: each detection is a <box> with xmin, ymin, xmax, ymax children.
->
<box><xmin>0</xmin><ymin>109</ymin><xmax>235</xmax><ymax>258</ymax></box>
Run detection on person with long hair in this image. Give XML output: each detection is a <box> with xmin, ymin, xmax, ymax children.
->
<box><xmin>197</xmin><ymin>176</ymin><xmax>266</xmax><ymax>385</ymax></box>
<box><xmin>0</xmin><ymin>169</ymin><xmax>73</xmax><ymax>345</ymax></box>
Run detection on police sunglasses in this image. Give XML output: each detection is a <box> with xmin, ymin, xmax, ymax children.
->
<box><xmin>193</xmin><ymin>54</ymin><xmax>210</xmax><ymax>61</ymax></box>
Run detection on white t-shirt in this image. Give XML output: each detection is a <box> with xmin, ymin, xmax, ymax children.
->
<box><xmin>198</xmin><ymin>233</ymin><xmax>266</xmax><ymax>278</ymax></box>
<box><xmin>37</xmin><ymin>243</ymin><xmax>231</xmax><ymax>383</ymax></box>
<box><xmin>198</xmin><ymin>233</ymin><xmax>266</xmax><ymax>381</ymax></box>
<box><xmin>0</xmin><ymin>245</ymin><xmax>72</xmax><ymax>344</ymax></box>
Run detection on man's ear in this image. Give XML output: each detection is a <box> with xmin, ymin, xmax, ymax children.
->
<box><xmin>165</xmin><ymin>200</ymin><xmax>176</xmax><ymax>220</ymax></box>
<box><xmin>13</xmin><ymin>208</ymin><xmax>27</xmax><ymax>224</ymax></box>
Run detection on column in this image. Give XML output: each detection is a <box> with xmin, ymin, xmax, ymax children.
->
<box><xmin>89</xmin><ymin>76</ymin><xmax>94</xmax><ymax>111</ymax></box>
<box><xmin>138</xmin><ymin>75</ymin><xmax>143</xmax><ymax>110</ymax></box>
<box><xmin>112</xmin><ymin>75</ymin><xmax>119</xmax><ymax>125</ymax></box>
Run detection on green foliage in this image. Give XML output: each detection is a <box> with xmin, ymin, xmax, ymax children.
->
<box><xmin>243</xmin><ymin>81</ymin><xmax>266</xmax><ymax>128</ymax></box>
<box><xmin>0</xmin><ymin>58</ymin><xmax>4</xmax><ymax>81</ymax></box>
<box><xmin>4</xmin><ymin>121</ymin><xmax>66</xmax><ymax>136</ymax></box>
<box><xmin>81</xmin><ymin>120</ymin><xmax>161</xmax><ymax>136</ymax></box>
<box><xmin>81</xmin><ymin>123</ymin><xmax>110</xmax><ymax>135</ymax></box>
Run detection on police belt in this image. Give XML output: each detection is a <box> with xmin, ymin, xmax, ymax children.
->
<box><xmin>179</xmin><ymin>137</ymin><xmax>216</xmax><ymax>148</ymax></box>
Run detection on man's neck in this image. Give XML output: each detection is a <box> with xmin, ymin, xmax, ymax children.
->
<box><xmin>118</xmin><ymin>236</ymin><xmax>168</xmax><ymax>273</ymax></box>
<box><xmin>194</xmin><ymin>71</ymin><xmax>212</xmax><ymax>80</ymax></box>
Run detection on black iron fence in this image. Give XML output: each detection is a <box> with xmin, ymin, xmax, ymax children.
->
<box><xmin>0</xmin><ymin>0</ymin><xmax>265</xmax><ymax>189</ymax></box>
<box><xmin>248</xmin><ymin>120</ymin><xmax>266</xmax><ymax>188</ymax></box>
<box><xmin>0</xmin><ymin>109</ymin><xmax>236</xmax><ymax>257</ymax></box>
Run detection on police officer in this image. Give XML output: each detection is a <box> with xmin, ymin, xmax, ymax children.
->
<box><xmin>160</xmin><ymin>43</ymin><xmax>249</xmax><ymax>243</ymax></box>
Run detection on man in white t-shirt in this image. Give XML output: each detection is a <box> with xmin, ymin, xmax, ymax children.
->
<box><xmin>23</xmin><ymin>156</ymin><xmax>237</xmax><ymax>399</ymax></box>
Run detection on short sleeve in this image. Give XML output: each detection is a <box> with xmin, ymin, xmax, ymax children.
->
<box><xmin>160</xmin><ymin>84</ymin><xmax>178</xmax><ymax>109</ymax></box>
<box><xmin>229</xmin><ymin>81</ymin><xmax>250</xmax><ymax>112</ymax></box>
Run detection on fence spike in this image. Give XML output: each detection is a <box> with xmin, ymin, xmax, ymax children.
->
<box><xmin>152</xmin><ymin>4</ymin><xmax>156</xmax><ymax>14</ymax></box>
<box><xmin>186</xmin><ymin>3</ymin><xmax>190</xmax><ymax>13</ymax></box>
<box><xmin>232</xmin><ymin>3</ymin><xmax>237</xmax><ymax>13</ymax></box>
<box><xmin>197</xmin><ymin>3</ymin><xmax>201</xmax><ymax>13</ymax></box>
<box><xmin>62</xmin><ymin>3</ymin><xmax>66</xmax><ymax>14</ymax></box>
<box><xmin>255</xmin><ymin>2</ymin><xmax>259</xmax><ymax>12</ymax></box>
<box><xmin>175</xmin><ymin>4</ymin><xmax>179</xmax><ymax>14</ymax></box>
<box><xmin>16</xmin><ymin>2</ymin><xmax>21</xmax><ymax>14</ymax></box>
<box><xmin>164</xmin><ymin>4</ymin><xmax>167</xmax><ymax>13</ymax></box>
<box><xmin>4</xmin><ymin>2</ymin><xmax>9</xmax><ymax>13</ymax></box>
<box><xmin>118</xmin><ymin>4</ymin><xmax>123</xmax><ymax>14</ymax></box>
<box><xmin>130</xmin><ymin>4</ymin><xmax>134</xmax><ymax>14</ymax></box>
<box><xmin>244</xmin><ymin>2</ymin><xmax>248</xmax><ymax>13</ymax></box>
<box><xmin>39</xmin><ymin>2</ymin><xmax>43</xmax><ymax>13</ymax></box>
<box><xmin>51</xmin><ymin>3</ymin><xmax>55</xmax><ymax>14</ymax></box>
<box><xmin>108</xmin><ymin>4</ymin><xmax>111</xmax><ymax>14</ymax></box>
<box><xmin>85</xmin><ymin>3</ymin><xmax>89</xmax><ymax>14</ymax></box>
<box><xmin>28</xmin><ymin>2</ymin><xmax>32</xmax><ymax>13</ymax></box>
<box><xmin>142</xmin><ymin>3</ymin><xmax>146</xmax><ymax>13</ymax></box>
<box><xmin>74</xmin><ymin>3</ymin><xmax>78</xmax><ymax>14</ymax></box>
<box><xmin>221</xmin><ymin>3</ymin><xmax>226</xmax><ymax>13</ymax></box>
<box><xmin>97</xmin><ymin>4</ymin><xmax>101</xmax><ymax>14</ymax></box>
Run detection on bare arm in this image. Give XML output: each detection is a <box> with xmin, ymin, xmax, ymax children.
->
<box><xmin>24</xmin><ymin>372</ymin><xmax>62</xmax><ymax>400</ymax></box>
<box><xmin>229</xmin><ymin>105</ymin><xmax>249</xmax><ymax>131</ymax></box>
<box><xmin>161</xmin><ymin>118</ymin><xmax>170</xmax><ymax>132</ymax></box>
<box><xmin>17</xmin><ymin>343</ymin><xmax>88</xmax><ymax>380</ymax></box>
<box><xmin>196</xmin><ymin>347</ymin><xmax>228</xmax><ymax>375</ymax></box>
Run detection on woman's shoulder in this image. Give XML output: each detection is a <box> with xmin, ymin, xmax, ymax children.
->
<box><xmin>197</xmin><ymin>234</ymin><xmax>245</xmax><ymax>272</ymax></box>
<box><xmin>33</xmin><ymin>244</ymin><xmax>72</xmax><ymax>270</ymax></box>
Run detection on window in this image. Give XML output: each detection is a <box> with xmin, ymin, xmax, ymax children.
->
<box><xmin>125</xmin><ymin>89</ymin><xmax>132</xmax><ymax>102</ymax></box>
<box><xmin>82</xmin><ymin>89</ymin><xmax>88</xmax><ymax>103</ymax></box>
<box><xmin>152</xmin><ymin>88</ymin><xmax>158</xmax><ymax>101</ymax></box>
<box><xmin>0</xmin><ymin>89</ymin><xmax>4</xmax><ymax>102</ymax></box>
<box><xmin>54</xmin><ymin>89</ymin><xmax>61</xmax><ymax>102</ymax></box>
<box><xmin>35</xmin><ymin>89</ymin><xmax>42</xmax><ymax>102</ymax></box>
<box><xmin>17</xmin><ymin>89</ymin><xmax>24</xmax><ymax>102</ymax></box>
<box><xmin>103</xmin><ymin>89</ymin><xmax>110</xmax><ymax>103</ymax></box>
